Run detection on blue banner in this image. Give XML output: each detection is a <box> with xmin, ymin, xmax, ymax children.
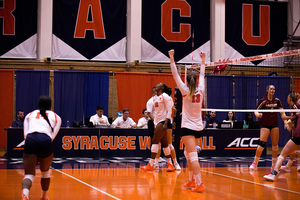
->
<box><xmin>53</xmin><ymin>0</ymin><xmax>126</xmax><ymax>61</ymax></box>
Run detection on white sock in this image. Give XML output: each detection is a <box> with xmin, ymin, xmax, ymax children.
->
<box><xmin>194</xmin><ymin>173</ymin><xmax>202</xmax><ymax>185</ymax></box>
<box><xmin>254</xmin><ymin>156</ymin><xmax>259</xmax><ymax>164</ymax></box>
<box><xmin>167</xmin><ymin>158</ymin><xmax>172</xmax><ymax>164</ymax></box>
<box><xmin>154</xmin><ymin>158</ymin><xmax>159</xmax><ymax>166</ymax></box>
<box><xmin>189</xmin><ymin>171</ymin><xmax>193</xmax><ymax>181</ymax></box>
<box><xmin>41</xmin><ymin>190</ymin><xmax>48</xmax><ymax>199</ymax></box>
<box><xmin>149</xmin><ymin>158</ymin><xmax>155</xmax><ymax>166</ymax></box>
<box><xmin>22</xmin><ymin>189</ymin><xmax>29</xmax><ymax>199</ymax></box>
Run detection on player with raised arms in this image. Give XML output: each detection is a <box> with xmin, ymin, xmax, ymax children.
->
<box><xmin>168</xmin><ymin>49</ymin><xmax>206</xmax><ymax>193</ymax></box>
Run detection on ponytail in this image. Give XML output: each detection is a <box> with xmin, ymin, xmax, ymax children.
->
<box><xmin>40</xmin><ymin>108</ymin><xmax>53</xmax><ymax>132</ymax></box>
<box><xmin>38</xmin><ymin>95</ymin><xmax>53</xmax><ymax>132</ymax></box>
<box><xmin>187</xmin><ymin>71</ymin><xmax>197</xmax><ymax>100</ymax></box>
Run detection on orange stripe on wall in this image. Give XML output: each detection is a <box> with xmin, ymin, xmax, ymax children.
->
<box><xmin>295</xmin><ymin>77</ymin><xmax>300</xmax><ymax>94</ymax></box>
<box><xmin>0</xmin><ymin>69</ymin><xmax>14</xmax><ymax>148</ymax></box>
<box><xmin>116</xmin><ymin>72</ymin><xmax>185</xmax><ymax>123</ymax></box>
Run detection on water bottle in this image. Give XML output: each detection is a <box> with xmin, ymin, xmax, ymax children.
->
<box><xmin>66</xmin><ymin>120</ymin><xmax>70</xmax><ymax>128</ymax></box>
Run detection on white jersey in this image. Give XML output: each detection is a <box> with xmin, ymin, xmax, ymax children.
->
<box><xmin>152</xmin><ymin>93</ymin><xmax>173</xmax><ymax>125</ymax></box>
<box><xmin>170</xmin><ymin>62</ymin><xmax>205</xmax><ymax>131</ymax></box>
<box><xmin>146</xmin><ymin>96</ymin><xmax>156</xmax><ymax>118</ymax></box>
<box><xmin>137</xmin><ymin>117</ymin><xmax>149</xmax><ymax>128</ymax></box>
<box><xmin>89</xmin><ymin>114</ymin><xmax>110</xmax><ymax>125</ymax></box>
<box><xmin>112</xmin><ymin>116</ymin><xmax>136</xmax><ymax>128</ymax></box>
<box><xmin>24</xmin><ymin>109</ymin><xmax>62</xmax><ymax>140</ymax></box>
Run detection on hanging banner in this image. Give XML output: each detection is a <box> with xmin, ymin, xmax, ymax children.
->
<box><xmin>0</xmin><ymin>0</ymin><xmax>37</xmax><ymax>58</ymax></box>
<box><xmin>141</xmin><ymin>0</ymin><xmax>210</xmax><ymax>63</ymax></box>
<box><xmin>225</xmin><ymin>0</ymin><xmax>288</xmax><ymax>66</ymax></box>
<box><xmin>52</xmin><ymin>0</ymin><xmax>126</xmax><ymax>61</ymax></box>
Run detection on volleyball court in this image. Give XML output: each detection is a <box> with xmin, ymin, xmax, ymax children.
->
<box><xmin>1</xmin><ymin>49</ymin><xmax>300</xmax><ymax>199</ymax></box>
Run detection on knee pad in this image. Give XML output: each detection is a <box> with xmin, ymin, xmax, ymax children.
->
<box><xmin>41</xmin><ymin>170</ymin><xmax>51</xmax><ymax>178</ymax></box>
<box><xmin>163</xmin><ymin>147</ymin><xmax>170</xmax><ymax>156</ymax></box>
<box><xmin>184</xmin><ymin>150</ymin><xmax>189</xmax><ymax>161</ymax></box>
<box><xmin>188</xmin><ymin>152</ymin><xmax>198</xmax><ymax>163</ymax></box>
<box><xmin>23</xmin><ymin>174</ymin><xmax>35</xmax><ymax>182</ymax></box>
<box><xmin>168</xmin><ymin>144</ymin><xmax>174</xmax><ymax>151</ymax></box>
<box><xmin>151</xmin><ymin>144</ymin><xmax>159</xmax><ymax>153</ymax></box>
<box><xmin>259</xmin><ymin>140</ymin><xmax>266</xmax><ymax>148</ymax></box>
<box><xmin>272</xmin><ymin>145</ymin><xmax>278</xmax><ymax>151</ymax></box>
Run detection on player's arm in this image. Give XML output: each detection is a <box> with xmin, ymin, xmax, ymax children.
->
<box><xmin>255</xmin><ymin>100</ymin><xmax>264</xmax><ymax>118</ymax></box>
<box><xmin>169</xmin><ymin>49</ymin><xmax>186</xmax><ymax>91</ymax></box>
<box><xmin>199</xmin><ymin>52</ymin><xmax>206</xmax><ymax>92</ymax></box>
<box><xmin>23</xmin><ymin>114</ymin><xmax>30</xmax><ymax>139</ymax></box>
<box><xmin>163</xmin><ymin>95</ymin><xmax>173</xmax><ymax>130</ymax></box>
<box><xmin>53</xmin><ymin>114</ymin><xmax>62</xmax><ymax>140</ymax></box>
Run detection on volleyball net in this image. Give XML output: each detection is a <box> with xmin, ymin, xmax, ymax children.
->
<box><xmin>181</xmin><ymin>49</ymin><xmax>300</xmax><ymax>122</ymax></box>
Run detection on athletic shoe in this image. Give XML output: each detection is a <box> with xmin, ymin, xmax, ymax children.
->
<box><xmin>191</xmin><ymin>183</ymin><xmax>205</xmax><ymax>193</ymax></box>
<box><xmin>183</xmin><ymin>180</ymin><xmax>196</xmax><ymax>189</ymax></box>
<box><xmin>140</xmin><ymin>163</ymin><xmax>154</xmax><ymax>172</ymax></box>
<box><xmin>297</xmin><ymin>165</ymin><xmax>300</xmax><ymax>172</ymax></box>
<box><xmin>166</xmin><ymin>163</ymin><xmax>175</xmax><ymax>172</ymax></box>
<box><xmin>174</xmin><ymin>163</ymin><xmax>181</xmax><ymax>171</ymax></box>
<box><xmin>263</xmin><ymin>173</ymin><xmax>278</xmax><ymax>182</ymax></box>
<box><xmin>280</xmin><ymin>165</ymin><xmax>291</xmax><ymax>173</ymax></box>
<box><xmin>154</xmin><ymin>165</ymin><xmax>159</xmax><ymax>171</ymax></box>
<box><xmin>159</xmin><ymin>157</ymin><xmax>166</xmax><ymax>163</ymax></box>
<box><xmin>249</xmin><ymin>162</ymin><xmax>257</xmax><ymax>171</ymax></box>
<box><xmin>22</xmin><ymin>194</ymin><xmax>28</xmax><ymax>200</ymax></box>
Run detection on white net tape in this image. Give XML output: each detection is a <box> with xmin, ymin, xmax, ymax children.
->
<box><xmin>186</xmin><ymin>49</ymin><xmax>300</xmax><ymax>68</ymax></box>
<box><xmin>201</xmin><ymin>108</ymin><xmax>299</xmax><ymax>113</ymax></box>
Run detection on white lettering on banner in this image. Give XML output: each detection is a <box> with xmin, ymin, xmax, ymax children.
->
<box><xmin>227</xmin><ymin>137</ymin><xmax>259</xmax><ymax>148</ymax></box>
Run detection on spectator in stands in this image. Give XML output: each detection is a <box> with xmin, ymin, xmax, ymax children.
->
<box><xmin>137</xmin><ymin>109</ymin><xmax>149</xmax><ymax>128</ymax></box>
<box><xmin>223</xmin><ymin>111</ymin><xmax>236</xmax><ymax>128</ymax></box>
<box><xmin>12</xmin><ymin>110</ymin><xmax>24</xmax><ymax>127</ymax></box>
<box><xmin>112</xmin><ymin>108</ymin><xmax>137</xmax><ymax>128</ymax></box>
<box><xmin>89</xmin><ymin>106</ymin><xmax>110</xmax><ymax>126</ymax></box>
<box><xmin>204</xmin><ymin>111</ymin><xmax>218</xmax><ymax>128</ymax></box>
<box><xmin>243</xmin><ymin>112</ymin><xmax>254</xmax><ymax>129</ymax></box>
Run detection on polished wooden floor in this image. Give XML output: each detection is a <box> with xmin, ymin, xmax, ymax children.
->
<box><xmin>0</xmin><ymin>155</ymin><xmax>300</xmax><ymax>200</ymax></box>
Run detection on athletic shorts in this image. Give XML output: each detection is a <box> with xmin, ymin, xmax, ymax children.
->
<box><xmin>24</xmin><ymin>132</ymin><xmax>53</xmax><ymax>158</ymax></box>
<box><xmin>261</xmin><ymin>125</ymin><xmax>279</xmax><ymax>131</ymax></box>
<box><xmin>291</xmin><ymin>137</ymin><xmax>300</xmax><ymax>145</ymax></box>
<box><xmin>148</xmin><ymin>120</ymin><xmax>155</xmax><ymax>140</ymax></box>
<box><xmin>159</xmin><ymin>120</ymin><xmax>173</xmax><ymax>129</ymax></box>
<box><xmin>181</xmin><ymin>128</ymin><xmax>203</xmax><ymax>139</ymax></box>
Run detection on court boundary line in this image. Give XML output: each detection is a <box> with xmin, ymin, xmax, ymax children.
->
<box><xmin>52</xmin><ymin>167</ymin><xmax>121</xmax><ymax>200</ymax></box>
<box><xmin>200</xmin><ymin>168</ymin><xmax>300</xmax><ymax>195</ymax></box>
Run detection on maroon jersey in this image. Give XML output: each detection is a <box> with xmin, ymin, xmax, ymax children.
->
<box><xmin>291</xmin><ymin>103</ymin><xmax>300</xmax><ymax>116</ymax></box>
<box><xmin>290</xmin><ymin>114</ymin><xmax>300</xmax><ymax>137</ymax></box>
<box><xmin>256</xmin><ymin>96</ymin><xmax>283</xmax><ymax>127</ymax></box>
